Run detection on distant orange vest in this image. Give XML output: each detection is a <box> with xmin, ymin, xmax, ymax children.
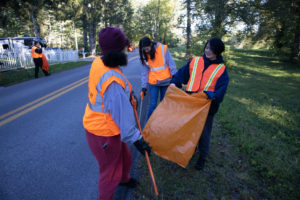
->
<box><xmin>186</xmin><ymin>56</ymin><xmax>225</xmax><ymax>93</ymax></box>
<box><xmin>32</xmin><ymin>46</ymin><xmax>42</xmax><ymax>58</ymax></box>
<box><xmin>147</xmin><ymin>43</ymin><xmax>171</xmax><ymax>84</ymax></box>
<box><xmin>83</xmin><ymin>57</ymin><xmax>132</xmax><ymax>137</ymax></box>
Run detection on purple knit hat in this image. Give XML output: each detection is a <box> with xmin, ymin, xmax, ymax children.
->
<box><xmin>98</xmin><ymin>26</ymin><xmax>129</xmax><ymax>55</ymax></box>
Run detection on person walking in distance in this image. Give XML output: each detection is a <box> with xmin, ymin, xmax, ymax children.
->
<box><xmin>82</xmin><ymin>27</ymin><xmax>151</xmax><ymax>200</ymax></box>
<box><xmin>32</xmin><ymin>41</ymin><xmax>49</xmax><ymax>78</ymax></box>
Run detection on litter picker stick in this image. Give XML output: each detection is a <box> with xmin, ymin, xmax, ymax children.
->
<box><xmin>131</xmin><ymin>95</ymin><xmax>159</xmax><ymax>196</ymax></box>
<box><xmin>139</xmin><ymin>92</ymin><xmax>144</xmax><ymax>121</ymax></box>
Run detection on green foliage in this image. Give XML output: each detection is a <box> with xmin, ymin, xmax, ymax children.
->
<box><xmin>134</xmin><ymin>0</ymin><xmax>178</xmax><ymax>46</ymax></box>
<box><xmin>169</xmin><ymin>46</ymin><xmax>188</xmax><ymax>67</ymax></box>
<box><xmin>133</xmin><ymin>47</ymin><xmax>300</xmax><ymax>199</ymax></box>
<box><xmin>1</xmin><ymin>0</ymin><xmax>299</xmax><ymax>60</ymax></box>
<box><xmin>254</xmin><ymin>0</ymin><xmax>300</xmax><ymax>59</ymax></box>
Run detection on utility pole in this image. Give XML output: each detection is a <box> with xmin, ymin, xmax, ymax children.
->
<box><xmin>73</xmin><ymin>22</ymin><xmax>78</xmax><ymax>50</ymax></box>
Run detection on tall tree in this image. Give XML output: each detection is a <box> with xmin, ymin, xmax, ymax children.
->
<box><xmin>254</xmin><ymin>0</ymin><xmax>300</xmax><ymax>60</ymax></box>
<box><xmin>135</xmin><ymin>0</ymin><xmax>176</xmax><ymax>44</ymax></box>
<box><xmin>0</xmin><ymin>0</ymin><xmax>67</xmax><ymax>38</ymax></box>
<box><xmin>84</xmin><ymin>0</ymin><xmax>104</xmax><ymax>55</ymax></box>
<box><xmin>186</xmin><ymin>0</ymin><xmax>192</xmax><ymax>57</ymax></box>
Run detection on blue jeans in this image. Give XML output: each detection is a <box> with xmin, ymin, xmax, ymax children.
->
<box><xmin>198</xmin><ymin>114</ymin><xmax>214</xmax><ymax>158</ymax></box>
<box><xmin>147</xmin><ymin>84</ymin><xmax>169</xmax><ymax>120</ymax></box>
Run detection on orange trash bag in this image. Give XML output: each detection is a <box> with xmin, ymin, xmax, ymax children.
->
<box><xmin>142</xmin><ymin>85</ymin><xmax>211</xmax><ymax>168</ymax></box>
<box><xmin>42</xmin><ymin>53</ymin><xmax>49</xmax><ymax>72</ymax></box>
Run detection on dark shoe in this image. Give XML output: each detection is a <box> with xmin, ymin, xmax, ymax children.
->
<box><xmin>195</xmin><ymin>156</ymin><xmax>205</xmax><ymax>170</ymax></box>
<box><xmin>119</xmin><ymin>178</ymin><xmax>139</xmax><ymax>188</ymax></box>
<box><xmin>45</xmin><ymin>73</ymin><xmax>51</xmax><ymax>76</ymax></box>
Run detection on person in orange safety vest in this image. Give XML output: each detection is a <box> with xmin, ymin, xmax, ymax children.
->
<box><xmin>171</xmin><ymin>37</ymin><xmax>229</xmax><ymax>170</ymax></box>
<box><xmin>82</xmin><ymin>26</ymin><xmax>151</xmax><ymax>200</ymax></box>
<box><xmin>138</xmin><ymin>36</ymin><xmax>177</xmax><ymax>120</ymax></box>
<box><xmin>32</xmin><ymin>41</ymin><xmax>50</xmax><ymax>78</ymax></box>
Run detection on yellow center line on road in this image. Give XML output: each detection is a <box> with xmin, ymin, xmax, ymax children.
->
<box><xmin>0</xmin><ymin>56</ymin><xmax>139</xmax><ymax>127</ymax></box>
<box><xmin>0</xmin><ymin>78</ymin><xmax>88</xmax><ymax>127</ymax></box>
<box><xmin>0</xmin><ymin>77</ymin><xmax>88</xmax><ymax>121</ymax></box>
<box><xmin>128</xmin><ymin>55</ymin><xmax>139</xmax><ymax>62</ymax></box>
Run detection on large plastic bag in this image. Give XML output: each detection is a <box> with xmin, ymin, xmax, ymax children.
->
<box><xmin>142</xmin><ymin>85</ymin><xmax>211</xmax><ymax>168</ymax></box>
<box><xmin>42</xmin><ymin>53</ymin><xmax>49</xmax><ymax>72</ymax></box>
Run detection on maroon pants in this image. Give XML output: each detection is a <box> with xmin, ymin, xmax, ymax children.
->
<box><xmin>85</xmin><ymin>131</ymin><xmax>132</xmax><ymax>200</ymax></box>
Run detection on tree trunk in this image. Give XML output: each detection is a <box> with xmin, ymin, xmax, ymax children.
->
<box><xmin>48</xmin><ymin>15</ymin><xmax>52</xmax><ymax>47</ymax></box>
<box><xmin>212</xmin><ymin>0</ymin><xmax>226</xmax><ymax>38</ymax></box>
<box><xmin>186</xmin><ymin>0</ymin><xmax>191</xmax><ymax>58</ymax></box>
<box><xmin>290</xmin><ymin>23</ymin><xmax>300</xmax><ymax>60</ymax></box>
<box><xmin>83</xmin><ymin>15</ymin><xmax>88</xmax><ymax>51</ymax></box>
<box><xmin>31</xmin><ymin>11</ymin><xmax>40</xmax><ymax>37</ymax></box>
<box><xmin>89</xmin><ymin>19</ymin><xmax>96</xmax><ymax>56</ymax></box>
<box><xmin>155</xmin><ymin>0</ymin><xmax>161</xmax><ymax>41</ymax></box>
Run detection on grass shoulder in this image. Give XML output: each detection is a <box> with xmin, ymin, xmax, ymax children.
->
<box><xmin>132</xmin><ymin>47</ymin><xmax>300</xmax><ymax>199</ymax></box>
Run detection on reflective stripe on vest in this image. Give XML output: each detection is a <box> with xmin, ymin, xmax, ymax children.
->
<box><xmin>187</xmin><ymin>57</ymin><xmax>201</xmax><ymax>91</ymax></box>
<box><xmin>147</xmin><ymin>43</ymin><xmax>171</xmax><ymax>84</ymax></box>
<box><xmin>186</xmin><ymin>56</ymin><xmax>225</xmax><ymax>93</ymax></box>
<box><xmin>149</xmin><ymin>44</ymin><xmax>167</xmax><ymax>72</ymax></box>
<box><xmin>32</xmin><ymin>46</ymin><xmax>42</xmax><ymax>58</ymax></box>
<box><xmin>88</xmin><ymin>69</ymin><xmax>131</xmax><ymax>114</ymax></box>
<box><xmin>203</xmin><ymin>63</ymin><xmax>224</xmax><ymax>91</ymax></box>
<box><xmin>83</xmin><ymin>57</ymin><xmax>132</xmax><ymax>137</ymax></box>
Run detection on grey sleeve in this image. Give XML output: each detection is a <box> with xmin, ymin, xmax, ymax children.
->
<box><xmin>166</xmin><ymin>49</ymin><xmax>177</xmax><ymax>75</ymax></box>
<box><xmin>141</xmin><ymin>65</ymin><xmax>149</xmax><ymax>88</ymax></box>
<box><xmin>103</xmin><ymin>82</ymin><xmax>142</xmax><ymax>143</ymax></box>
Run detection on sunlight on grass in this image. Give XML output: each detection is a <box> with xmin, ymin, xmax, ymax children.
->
<box><xmin>231</xmin><ymin>96</ymin><xmax>297</xmax><ymax>129</ymax></box>
<box><xmin>133</xmin><ymin>47</ymin><xmax>300</xmax><ymax>200</ymax></box>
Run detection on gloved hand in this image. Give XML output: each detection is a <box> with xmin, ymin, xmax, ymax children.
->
<box><xmin>141</xmin><ymin>88</ymin><xmax>147</xmax><ymax>96</ymax></box>
<box><xmin>130</xmin><ymin>91</ymin><xmax>138</xmax><ymax>108</ymax></box>
<box><xmin>204</xmin><ymin>91</ymin><xmax>216</xmax><ymax>100</ymax></box>
<box><xmin>134</xmin><ymin>137</ymin><xmax>152</xmax><ymax>156</ymax></box>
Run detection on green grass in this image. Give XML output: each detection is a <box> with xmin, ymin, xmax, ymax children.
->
<box><xmin>133</xmin><ymin>47</ymin><xmax>300</xmax><ymax>199</ymax></box>
<box><xmin>0</xmin><ymin>61</ymin><xmax>91</xmax><ymax>86</ymax></box>
<box><xmin>169</xmin><ymin>46</ymin><xmax>189</xmax><ymax>68</ymax></box>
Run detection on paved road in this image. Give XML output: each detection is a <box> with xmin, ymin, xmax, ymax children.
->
<box><xmin>0</xmin><ymin>50</ymin><xmax>148</xmax><ymax>200</ymax></box>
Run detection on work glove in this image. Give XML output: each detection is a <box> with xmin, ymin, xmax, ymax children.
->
<box><xmin>130</xmin><ymin>91</ymin><xmax>138</xmax><ymax>108</ymax></box>
<box><xmin>141</xmin><ymin>88</ymin><xmax>147</xmax><ymax>96</ymax></box>
<box><xmin>134</xmin><ymin>137</ymin><xmax>152</xmax><ymax>156</ymax></box>
<box><xmin>204</xmin><ymin>91</ymin><xmax>216</xmax><ymax>100</ymax></box>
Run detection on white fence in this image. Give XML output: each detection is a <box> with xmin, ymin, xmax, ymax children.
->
<box><xmin>0</xmin><ymin>49</ymin><xmax>79</xmax><ymax>72</ymax></box>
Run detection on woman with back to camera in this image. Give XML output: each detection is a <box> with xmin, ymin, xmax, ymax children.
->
<box><xmin>82</xmin><ymin>27</ymin><xmax>151</xmax><ymax>200</ymax></box>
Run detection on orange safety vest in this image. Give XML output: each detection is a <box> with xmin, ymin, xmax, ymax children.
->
<box><xmin>83</xmin><ymin>57</ymin><xmax>132</xmax><ymax>137</ymax></box>
<box><xmin>32</xmin><ymin>46</ymin><xmax>42</xmax><ymax>58</ymax></box>
<box><xmin>186</xmin><ymin>56</ymin><xmax>225</xmax><ymax>93</ymax></box>
<box><xmin>147</xmin><ymin>43</ymin><xmax>171</xmax><ymax>84</ymax></box>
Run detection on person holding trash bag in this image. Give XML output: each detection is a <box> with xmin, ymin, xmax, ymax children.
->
<box><xmin>171</xmin><ymin>37</ymin><xmax>229</xmax><ymax>170</ymax></box>
<box><xmin>139</xmin><ymin>36</ymin><xmax>177</xmax><ymax>119</ymax></box>
<box><xmin>32</xmin><ymin>41</ymin><xmax>50</xmax><ymax>78</ymax></box>
<box><xmin>82</xmin><ymin>26</ymin><xmax>151</xmax><ymax>200</ymax></box>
